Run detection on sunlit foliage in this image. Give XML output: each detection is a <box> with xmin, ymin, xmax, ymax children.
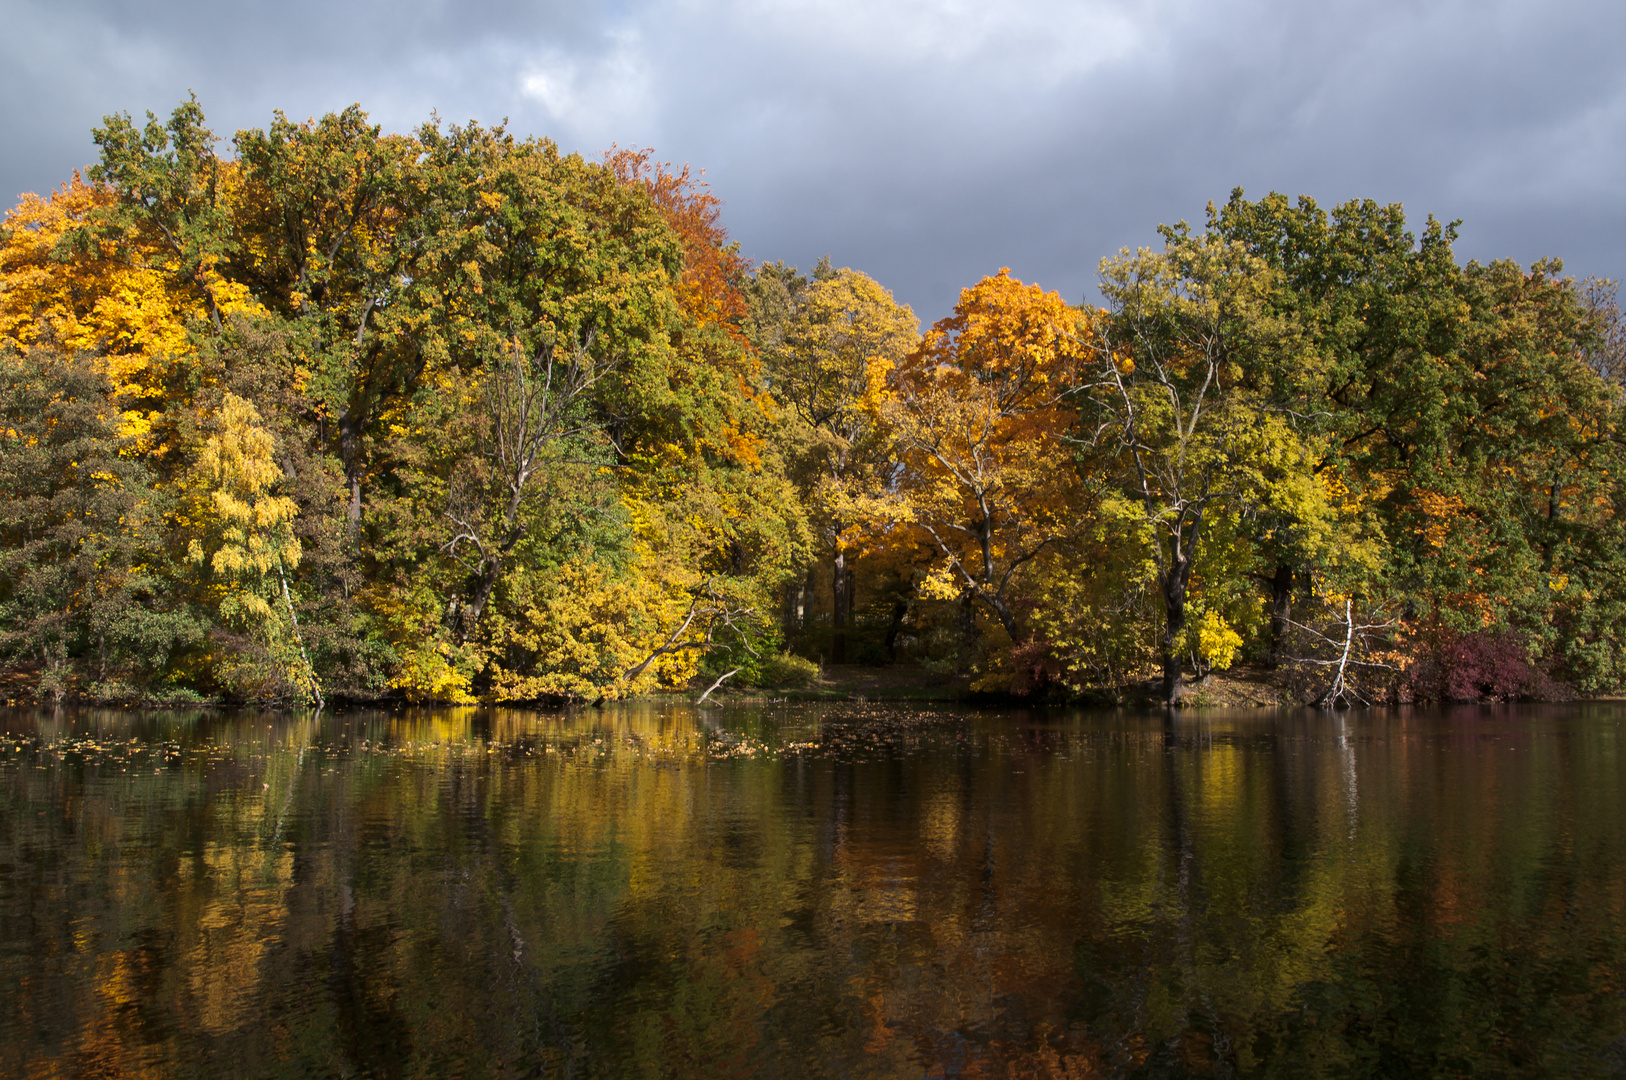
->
<box><xmin>0</xmin><ymin>100</ymin><xmax>1622</xmax><ymax>704</ymax></box>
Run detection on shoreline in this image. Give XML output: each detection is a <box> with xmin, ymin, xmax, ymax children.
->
<box><xmin>9</xmin><ymin>660</ymin><xmax>1617</xmax><ymax>712</ymax></box>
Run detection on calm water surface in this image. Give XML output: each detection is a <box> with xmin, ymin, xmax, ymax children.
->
<box><xmin>2</xmin><ymin>702</ymin><xmax>1623</xmax><ymax>1078</ymax></box>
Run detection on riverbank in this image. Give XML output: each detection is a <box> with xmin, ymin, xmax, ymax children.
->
<box><xmin>12</xmin><ymin>659</ymin><xmax>1598</xmax><ymax>711</ymax></box>
<box><xmin>702</xmin><ymin>662</ymin><xmax>1304</xmax><ymax>708</ymax></box>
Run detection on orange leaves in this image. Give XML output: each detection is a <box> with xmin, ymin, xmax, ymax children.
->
<box><xmin>880</xmin><ymin>269</ymin><xmax>1094</xmax><ymax>470</ymax></box>
<box><xmin>899</xmin><ymin>268</ymin><xmax>1093</xmax><ymax>420</ymax></box>
<box><xmin>605</xmin><ymin>147</ymin><xmax>748</xmax><ymax>331</ymax></box>
<box><xmin>722</xmin><ymin>421</ymin><xmax>764</xmax><ymax>469</ymax></box>
<box><xmin>1414</xmin><ymin>489</ymin><xmax>1469</xmax><ymax>550</ymax></box>
<box><xmin>865</xmin><ymin>269</ymin><xmax>1102</xmax><ymax>636</ymax></box>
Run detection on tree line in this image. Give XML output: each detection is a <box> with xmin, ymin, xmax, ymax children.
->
<box><xmin>2</xmin><ymin>98</ymin><xmax>1622</xmax><ymax>705</ymax></box>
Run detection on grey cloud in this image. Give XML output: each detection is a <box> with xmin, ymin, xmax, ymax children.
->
<box><xmin>2</xmin><ymin>0</ymin><xmax>1619</xmax><ymax>322</ymax></box>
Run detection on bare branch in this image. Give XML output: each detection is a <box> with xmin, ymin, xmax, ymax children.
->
<box><xmin>697</xmin><ymin>668</ymin><xmax>741</xmax><ymax>704</ymax></box>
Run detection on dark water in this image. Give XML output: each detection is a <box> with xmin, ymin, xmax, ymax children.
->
<box><xmin>2</xmin><ymin>702</ymin><xmax>1624</xmax><ymax>1079</ymax></box>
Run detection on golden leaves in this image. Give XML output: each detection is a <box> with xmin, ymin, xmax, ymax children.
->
<box><xmin>861</xmin><ymin>269</ymin><xmax>1102</xmax><ymax>657</ymax></box>
<box><xmin>0</xmin><ymin>173</ymin><xmax>264</xmax><ymax>425</ymax></box>
<box><xmin>191</xmin><ymin>394</ymin><xmax>300</xmax><ymax>577</ymax></box>
<box><xmin>1414</xmin><ymin>489</ymin><xmax>1469</xmax><ymax>550</ymax></box>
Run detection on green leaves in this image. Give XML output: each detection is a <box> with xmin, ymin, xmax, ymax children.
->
<box><xmin>0</xmin><ymin>348</ymin><xmax>192</xmax><ymax>699</ymax></box>
<box><xmin>10</xmin><ymin>94</ymin><xmax>1626</xmax><ymax>705</ymax></box>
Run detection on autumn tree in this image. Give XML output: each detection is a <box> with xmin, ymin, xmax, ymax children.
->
<box><xmin>753</xmin><ymin>261</ymin><xmax>919</xmax><ymax>661</ymax></box>
<box><xmin>25</xmin><ymin>99</ymin><xmax>801</xmax><ymax>702</ymax></box>
<box><xmin>186</xmin><ymin>393</ymin><xmax>320</xmax><ymax>705</ymax></box>
<box><xmin>866</xmin><ymin>270</ymin><xmax>1095</xmax><ymax>681</ymax></box>
<box><xmin>0</xmin><ymin>349</ymin><xmax>188</xmax><ymax>699</ymax></box>
<box><xmin>85</xmin><ymin>97</ymin><xmax>252</xmax><ymax>332</ymax></box>
<box><xmin>440</xmin><ymin>337</ymin><xmax>621</xmax><ymax>643</ymax></box>
<box><xmin>228</xmin><ymin>106</ymin><xmax>420</xmax><ymax>527</ymax></box>
<box><xmin>1087</xmin><ymin>234</ymin><xmax>1330</xmax><ymax>702</ymax></box>
<box><xmin>1203</xmin><ymin>193</ymin><xmax>1476</xmax><ymax>647</ymax></box>
<box><xmin>1209</xmin><ymin>191</ymin><xmax>1625</xmax><ymax>695</ymax></box>
<box><xmin>605</xmin><ymin>149</ymin><xmax>812</xmax><ymax>688</ymax></box>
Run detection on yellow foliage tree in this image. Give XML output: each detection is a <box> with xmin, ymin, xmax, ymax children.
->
<box><xmin>1089</xmin><ymin>236</ymin><xmax>1333</xmax><ymax>701</ymax></box>
<box><xmin>483</xmin><ymin>557</ymin><xmax>691</xmax><ymax>702</ymax></box>
<box><xmin>763</xmin><ymin>265</ymin><xmax>919</xmax><ymax>661</ymax></box>
<box><xmin>0</xmin><ymin>173</ymin><xmax>261</xmax><ymax>446</ymax></box>
<box><xmin>187</xmin><ymin>393</ymin><xmax>319</xmax><ymax>704</ymax></box>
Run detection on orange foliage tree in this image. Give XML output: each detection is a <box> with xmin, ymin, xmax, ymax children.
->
<box><xmin>864</xmin><ymin>269</ymin><xmax>1098</xmax><ymax>647</ymax></box>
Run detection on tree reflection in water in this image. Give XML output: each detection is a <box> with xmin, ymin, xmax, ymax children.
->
<box><xmin>1</xmin><ymin>702</ymin><xmax>1622</xmax><ymax>1078</ymax></box>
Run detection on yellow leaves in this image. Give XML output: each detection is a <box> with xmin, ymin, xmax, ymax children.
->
<box><xmin>920</xmin><ymin>269</ymin><xmax>1092</xmax><ymax>397</ymax></box>
<box><xmin>389</xmin><ymin>642</ymin><xmax>476</xmax><ymax>703</ymax></box>
<box><xmin>205</xmin><ymin>273</ymin><xmax>263</xmax><ymax>324</ymax></box>
<box><xmin>861</xmin><ymin>355</ymin><xmax>896</xmax><ymax>413</ymax></box>
<box><xmin>0</xmin><ymin>174</ymin><xmax>261</xmax><ymax>411</ymax></box>
<box><xmin>483</xmin><ymin>557</ymin><xmax>699</xmax><ymax>702</ymax></box>
<box><xmin>115</xmin><ymin>410</ymin><xmax>158</xmax><ymax>447</ymax></box>
<box><xmin>362</xmin><ymin>581</ymin><xmax>478</xmax><ymax>702</ymax></box>
<box><xmin>187</xmin><ymin>390</ymin><xmax>308</xmax><ymax>681</ymax></box>
<box><xmin>1193</xmin><ymin>608</ymin><xmax>1243</xmax><ymax>671</ymax></box>
<box><xmin>918</xmin><ymin>564</ymin><xmax>961</xmax><ymax>601</ymax></box>
<box><xmin>1319</xmin><ymin>470</ymin><xmax>1351</xmax><ymax>506</ymax></box>
<box><xmin>722</xmin><ymin>421</ymin><xmax>764</xmax><ymax>470</ymax></box>
<box><xmin>0</xmin><ymin>178</ymin><xmax>177</xmax><ymax>395</ymax></box>
<box><xmin>192</xmin><ymin>394</ymin><xmax>300</xmax><ymax>576</ymax></box>
<box><xmin>770</xmin><ymin>267</ymin><xmax>919</xmax><ymax>434</ymax></box>
<box><xmin>1027</xmin><ymin>542</ymin><xmax>1159</xmax><ymax>694</ymax></box>
<box><xmin>1415</xmin><ymin>489</ymin><xmax>1469</xmax><ymax>550</ymax></box>
<box><xmin>867</xmin><ymin>271</ymin><xmax>1100</xmax><ymax>573</ymax></box>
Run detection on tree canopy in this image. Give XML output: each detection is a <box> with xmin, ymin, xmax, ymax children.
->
<box><xmin>1</xmin><ymin>102</ymin><xmax>1620</xmax><ymax>705</ymax></box>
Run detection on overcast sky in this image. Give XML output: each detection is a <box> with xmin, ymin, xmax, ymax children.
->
<box><xmin>3</xmin><ymin>0</ymin><xmax>1621</xmax><ymax>320</ymax></box>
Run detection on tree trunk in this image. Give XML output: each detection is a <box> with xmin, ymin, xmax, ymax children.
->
<box><xmin>958</xmin><ymin>591</ymin><xmax>979</xmax><ymax>651</ymax></box>
<box><xmin>832</xmin><ymin>547</ymin><xmax>847</xmax><ymax>664</ymax></box>
<box><xmin>338</xmin><ymin>410</ymin><xmax>364</xmax><ymax>531</ymax></box>
<box><xmin>801</xmin><ymin>568</ymin><xmax>814</xmax><ymax>633</ymax></box>
<box><xmin>277</xmin><ymin>560</ymin><xmax>323</xmax><ymax>710</ymax></box>
<box><xmin>884</xmin><ymin>598</ymin><xmax>908</xmax><ymax>660</ymax></box>
<box><xmin>1161</xmin><ymin>555</ymin><xmax>1192</xmax><ymax>703</ymax></box>
<box><xmin>457</xmin><ymin>560</ymin><xmax>500</xmax><ymax>643</ymax></box>
<box><xmin>1317</xmin><ymin>598</ymin><xmax>1356</xmax><ymax>707</ymax></box>
<box><xmin>1268</xmin><ymin>564</ymin><xmax>1294</xmax><ymax>667</ymax></box>
<box><xmin>781</xmin><ymin>580</ymin><xmax>800</xmax><ymax>642</ymax></box>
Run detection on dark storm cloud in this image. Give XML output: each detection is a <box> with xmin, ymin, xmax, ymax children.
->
<box><xmin>3</xmin><ymin>0</ymin><xmax>1620</xmax><ymax>320</ymax></box>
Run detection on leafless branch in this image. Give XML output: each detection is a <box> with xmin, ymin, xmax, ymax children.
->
<box><xmin>621</xmin><ymin>579</ymin><xmax>758</xmax><ymax>683</ymax></box>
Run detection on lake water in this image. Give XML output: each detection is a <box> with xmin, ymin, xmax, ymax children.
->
<box><xmin>2</xmin><ymin>702</ymin><xmax>1623</xmax><ymax>1078</ymax></box>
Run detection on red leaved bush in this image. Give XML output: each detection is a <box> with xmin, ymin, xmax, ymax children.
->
<box><xmin>1404</xmin><ymin>628</ymin><xmax>1568</xmax><ymax>702</ymax></box>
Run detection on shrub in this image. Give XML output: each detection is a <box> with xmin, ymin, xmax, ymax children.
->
<box><xmin>757</xmin><ymin>653</ymin><xmax>819</xmax><ymax>688</ymax></box>
<box><xmin>1406</xmin><ymin>629</ymin><xmax>1567</xmax><ymax>702</ymax></box>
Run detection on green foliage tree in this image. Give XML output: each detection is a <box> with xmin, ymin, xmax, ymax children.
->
<box><xmin>1209</xmin><ymin>190</ymin><xmax>1625</xmax><ymax>697</ymax></box>
<box><xmin>0</xmin><ymin>348</ymin><xmax>192</xmax><ymax>699</ymax></box>
<box><xmin>1089</xmin><ymin>233</ymin><xmax>1333</xmax><ymax>701</ymax></box>
<box><xmin>87</xmin><ymin>94</ymin><xmax>249</xmax><ymax>335</ymax></box>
